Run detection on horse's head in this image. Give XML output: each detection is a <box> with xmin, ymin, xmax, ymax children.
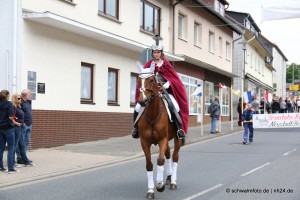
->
<box><xmin>138</xmin><ymin>73</ymin><xmax>159</xmax><ymax>106</ymax></box>
<box><xmin>136</xmin><ymin>61</ymin><xmax>158</xmax><ymax>106</ymax></box>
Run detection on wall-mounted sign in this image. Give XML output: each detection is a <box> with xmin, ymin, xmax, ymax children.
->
<box><xmin>37</xmin><ymin>83</ymin><xmax>45</xmax><ymax>94</ymax></box>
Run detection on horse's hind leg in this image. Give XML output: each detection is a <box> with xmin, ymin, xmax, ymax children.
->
<box><xmin>170</xmin><ymin>138</ymin><xmax>182</xmax><ymax>190</ymax></box>
<box><xmin>141</xmin><ymin>141</ymin><xmax>155</xmax><ymax>198</ymax></box>
<box><xmin>165</xmin><ymin>144</ymin><xmax>172</xmax><ymax>185</ymax></box>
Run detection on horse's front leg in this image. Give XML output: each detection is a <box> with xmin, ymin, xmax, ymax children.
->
<box><xmin>141</xmin><ymin>140</ymin><xmax>155</xmax><ymax>199</ymax></box>
<box><xmin>170</xmin><ymin>138</ymin><xmax>183</xmax><ymax>190</ymax></box>
<box><xmin>156</xmin><ymin>138</ymin><xmax>168</xmax><ymax>192</ymax></box>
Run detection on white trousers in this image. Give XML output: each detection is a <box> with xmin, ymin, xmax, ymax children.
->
<box><xmin>135</xmin><ymin>94</ymin><xmax>180</xmax><ymax>113</ymax></box>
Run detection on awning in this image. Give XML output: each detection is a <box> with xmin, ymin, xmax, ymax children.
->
<box><xmin>246</xmin><ymin>73</ymin><xmax>274</xmax><ymax>92</ymax></box>
<box><xmin>23</xmin><ymin>11</ymin><xmax>184</xmax><ymax>62</ymax></box>
<box><xmin>181</xmin><ymin>55</ymin><xmax>237</xmax><ymax>78</ymax></box>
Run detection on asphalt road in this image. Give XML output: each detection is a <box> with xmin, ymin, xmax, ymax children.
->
<box><xmin>0</xmin><ymin>128</ymin><xmax>299</xmax><ymax>200</ymax></box>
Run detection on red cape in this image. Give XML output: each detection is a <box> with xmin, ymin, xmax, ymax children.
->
<box><xmin>135</xmin><ymin>58</ymin><xmax>189</xmax><ymax>133</ymax></box>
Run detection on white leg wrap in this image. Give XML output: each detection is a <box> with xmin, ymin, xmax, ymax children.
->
<box><xmin>166</xmin><ymin>159</ymin><xmax>172</xmax><ymax>176</ymax></box>
<box><xmin>156</xmin><ymin>165</ymin><xmax>164</xmax><ymax>183</ymax></box>
<box><xmin>147</xmin><ymin>171</ymin><xmax>154</xmax><ymax>189</ymax></box>
<box><xmin>171</xmin><ymin>162</ymin><xmax>178</xmax><ymax>184</ymax></box>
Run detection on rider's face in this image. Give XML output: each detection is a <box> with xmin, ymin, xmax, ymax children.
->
<box><xmin>152</xmin><ymin>50</ymin><xmax>162</xmax><ymax>60</ymax></box>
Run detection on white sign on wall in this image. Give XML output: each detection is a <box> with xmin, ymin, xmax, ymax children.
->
<box><xmin>253</xmin><ymin>113</ymin><xmax>300</xmax><ymax>128</ymax></box>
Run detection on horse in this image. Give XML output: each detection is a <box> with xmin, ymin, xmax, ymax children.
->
<box><xmin>136</xmin><ymin>62</ymin><xmax>184</xmax><ymax>199</ymax></box>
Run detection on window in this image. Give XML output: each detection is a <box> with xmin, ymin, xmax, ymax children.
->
<box><xmin>130</xmin><ymin>73</ymin><xmax>138</xmax><ymax>106</ymax></box>
<box><xmin>179</xmin><ymin>74</ymin><xmax>203</xmax><ymax>115</ymax></box>
<box><xmin>220</xmin><ymin>4</ymin><xmax>225</xmax><ymax>16</ymax></box>
<box><xmin>204</xmin><ymin>81</ymin><xmax>214</xmax><ymax>115</ymax></box>
<box><xmin>221</xmin><ymin>88</ymin><xmax>229</xmax><ymax>116</ymax></box>
<box><xmin>108</xmin><ymin>68</ymin><xmax>119</xmax><ymax>104</ymax></box>
<box><xmin>140</xmin><ymin>0</ymin><xmax>160</xmax><ymax>35</ymax></box>
<box><xmin>262</xmin><ymin>63</ymin><xmax>265</xmax><ymax>76</ymax></box>
<box><xmin>219</xmin><ymin>37</ymin><xmax>222</xmax><ymax>57</ymax></box>
<box><xmin>81</xmin><ymin>63</ymin><xmax>94</xmax><ymax>103</ymax></box>
<box><xmin>214</xmin><ymin>0</ymin><xmax>220</xmax><ymax>13</ymax></box>
<box><xmin>178</xmin><ymin>13</ymin><xmax>185</xmax><ymax>39</ymax></box>
<box><xmin>258</xmin><ymin>60</ymin><xmax>261</xmax><ymax>74</ymax></box>
<box><xmin>209</xmin><ymin>31</ymin><xmax>215</xmax><ymax>53</ymax></box>
<box><xmin>255</xmin><ymin>56</ymin><xmax>258</xmax><ymax>71</ymax></box>
<box><xmin>226</xmin><ymin>42</ymin><xmax>231</xmax><ymax>60</ymax></box>
<box><xmin>194</xmin><ymin>22</ymin><xmax>202</xmax><ymax>46</ymax></box>
<box><xmin>98</xmin><ymin>0</ymin><xmax>119</xmax><ymax>19</ymax></box>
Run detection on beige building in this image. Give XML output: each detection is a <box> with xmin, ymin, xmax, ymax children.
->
<box><xmin>1</xmin><ymin>0</ymin><xmax>241</xmax><ymax>148</ymax></box>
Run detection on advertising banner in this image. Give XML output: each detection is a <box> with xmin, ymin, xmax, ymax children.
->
<box><xmin>253</xmin><ymin>113</ymin><xmax>300</xmax><ymax>128</ymax></box>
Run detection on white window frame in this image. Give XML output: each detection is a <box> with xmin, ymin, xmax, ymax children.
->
<box><xmin>178</xmin><ymin>13</ymin><xmax>185</xmax><ymax>39</ymax></box>
<box><xmin>179</xmin><ymin>73</ymin><xmax>203</xmax><ymax>115</ymax></box>
<box><xmin>226</xmin><ymin>41</ymin><xmax>231</xmax><ymax>60</ymax></box>
<box><xmin>209</xmin><ymin>31</ymin><xmax>215</xmax><ymax>53</ymax></box>
<box><xmin>194</xmin><ymin>22</ymin><xmax>199</xmax><ymax>46</ymax></box>
<box><xmin>219</xmin><ymin>37</ymin><xmax>222</xmax><ymax>57</ymax></box>
<box><xmin>204</xmin><ymin>81</ymin><xmax>214</xmax><ymax>115</ymax></box>
<box><xmin>220</xmin><ymin>88</ymin><xmax>229</xmax><ymax>116</ymax></box>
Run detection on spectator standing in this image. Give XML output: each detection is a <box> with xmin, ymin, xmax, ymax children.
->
<box><xmin>271</xmin><ymin>98</ymin><xmax>280</xmax><ymax>113</ymax></box>
<box><xmin>11</xmin><ymin>94</ymin><xmax>34</xmax><ymax>167</ymax></box>
<box><xmin>280</xmin><ymin>98</ymin><xmax>287</xmax><ymax>113</ymax></box>
<box><xmin>242</xmin><ymin>102</ymin><xmax>256</xmax><ymax>144</ymax></box>
<box><xmin>209</xmin><ymin>96</ymin><xmax>221</xmax><ymax>134</ymax></box>
<box><xmin>297</xmin><ymin>98</ymin><xmax>300</xmax><ymax>113</ymax></box>
<box><xmin>251</xmin><ymin>96</ymin><xmax>260</xmax><ymax>114</ymax></box>
<box><xmin>286</xmin><ymin>99</ymin><xmax>293</xmax><ymax>113</ymax></box>
<box><xmin>0</xmin><ymin>90</ymin><xmax>18</xmax><ymax>173</ymax></box>
<box><xmin>259</xmin><ymin>98</ymin><xmax>266</xmax><ymax>114</ymax></box>
<box><xmin>237</xmin><ymin>97</ymin><xmax>242</xmax><ymax>126</ymax></box>
<box><xmin>16</xmin><ymin>89</ymin><xmax>33</xmax><ymax>164</ymax></box>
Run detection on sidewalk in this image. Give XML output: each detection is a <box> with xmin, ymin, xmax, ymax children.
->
<box><xmin>0</xmin><ymin>121</ymin><xmax>243</xmax><ymax>188</ymax></box>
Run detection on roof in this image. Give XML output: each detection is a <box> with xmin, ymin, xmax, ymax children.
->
<box><xmin>225</xmin><ymin>11</ymin><xmax>261</xmax><ymax>32</ymax></box>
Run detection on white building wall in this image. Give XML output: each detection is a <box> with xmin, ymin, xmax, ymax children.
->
<box><xmin>23</xmin><ymin>21</ymin><xmax>138</xmax><ymax>112</ymax></box>
<box><xmin>174</xmin><ymin>4</ymin><xmax>233</xmax><ymax>73</ymax></box>
<box><xmin>22</xmin><ymin>0</ymin><xmax>172</xmax><ymax>52</ymax></box>
<box><xmin>272</xmin><ymin>48</ymin><xmax>286</xmax><ymax>98</ymax></box>
<box><xmin>0</xmin><ymin>0</ymin><xmax>22</xmax><ymax>93</ymax></box>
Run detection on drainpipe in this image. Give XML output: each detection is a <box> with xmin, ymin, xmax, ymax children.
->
<box><xmin>172</xmin><ymin>0</ymin><xmax>184</xmax><ymax>55</ymax></box>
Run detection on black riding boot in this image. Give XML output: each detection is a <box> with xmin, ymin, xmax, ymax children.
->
<box><xmin>173</xmin><ymin>112</ymin><xmax>186</xmax><ymax>140</ymax></box>
<box><xmin>132</xmin><ymin>111</ymin><xmax>139</xmax><ymax>139</ymax></box>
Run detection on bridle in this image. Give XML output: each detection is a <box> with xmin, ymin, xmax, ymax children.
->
<box><xmin>138</xmin><ymin>73</ymin><xmax>163</xmax><ymax>125</ymax></box>
<box><xmin>138</xmin><ymin>73</ymin><xmax>158</xmax><ymax>107</ymax></box>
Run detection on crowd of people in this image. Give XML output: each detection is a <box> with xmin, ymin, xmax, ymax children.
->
<box><xmin>0</xmin><ymin>89</ymin><xmax>34</xmax><ymax>174</ymax></box>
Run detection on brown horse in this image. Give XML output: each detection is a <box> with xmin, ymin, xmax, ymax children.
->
<box><xmin>137</xmin><ymin>69</ymin><xmax>183</xmax><ymax>199</ymax></box>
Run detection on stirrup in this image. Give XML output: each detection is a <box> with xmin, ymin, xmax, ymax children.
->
<box><xmin>132</xmin><ymin>128</ymin><xmax>139</xmax><ymax>139</ymax></box>
<box><xmin>176</xmin><ymin>129</ymin><xmax>185</xmax><ymax>139</ymax></box>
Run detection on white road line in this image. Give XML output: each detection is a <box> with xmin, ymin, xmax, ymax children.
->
<box><xmin>241</xmin><ymin>162</ymin><xmax>270</xmax><ymax>177</ymax></box>
<box><xmin>283</xmin><ymin>148</ymin><xmax>297</xmax><ymax>156</ymax></box>
<box><xmin>182</xmin><ymin>184</ymin><xmax>223</xmax><ymax>200</ymax></box>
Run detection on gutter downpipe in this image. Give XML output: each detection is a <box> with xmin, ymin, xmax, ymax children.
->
<box><xmin>232</xmin><ymin>34</ymin><xmax>242</xmax><ymax>130</ymax></box>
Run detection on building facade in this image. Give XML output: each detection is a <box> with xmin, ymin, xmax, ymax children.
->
<box><xmin>1</xmin><ymin>0</ymin><xmax>240</xmax><ymax>148</ymax></box>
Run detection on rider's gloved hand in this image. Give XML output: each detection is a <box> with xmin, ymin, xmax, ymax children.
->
<box><xmin>163</xmin><ymin>81</ymin><xmax>170</xmax><ymax>89</ymax></box>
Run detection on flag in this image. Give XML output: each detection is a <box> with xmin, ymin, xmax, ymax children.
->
<box><xmin>192</xmin><ymin>83</ymin><xmax>203</xmax><ymax>96</ymax></box>
<box><xmin>265</xmin><ymin>92</ymin><xmax>272</xmax><ymax>102</ymax></box>
<box><xmin>232</xmin><ymin>89</ymin><xmax>240</xmax><ymax>96</ymax></box>
<box><xmin>261</xmin><ymin>3</ymin><xmax>300</xmax><ymax>21</ymax></box>
<box><xmin>243</xmin><ymin>91</ymin><xmax>253</xmax><ymax>103</ymax></box>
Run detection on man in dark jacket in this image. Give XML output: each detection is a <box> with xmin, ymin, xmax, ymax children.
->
<box><xmin>209</xmin><ymin>96</ymin><xmax>220</xmax><ymax>134</ymax></box>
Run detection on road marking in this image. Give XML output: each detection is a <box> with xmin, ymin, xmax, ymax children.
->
<box><xmin>182</xmin><ymin>184</ymin><xmax>223</xmax><ymax>200</ymax></box>
<box><xmin>283</xmin><ymin>148</ymin><xmax>297</xmax><ymax>156</ymax></box>
<box><xmin>241</xmin><ymin>162</ymin><xmax>270</xmax><ymax>177</ymax></box>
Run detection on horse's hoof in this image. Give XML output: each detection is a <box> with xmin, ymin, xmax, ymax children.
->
<box><xmin>146</xmin><ymin>192</ymin><xmax>155</xmax><ymax>199</ymax></box>
<box><xmin>146</xmin><ymin>189</ymin><xmax>155</xmax><ymax>199</ymax></box>
<box><xmin>165</xmin><ymin>175</ymin><xmax>171</xmax><ymax>185</ymax></box>
<box><xmin>170</xmin><ymin>183</ymin><xmax>177</xmax><ymax>190</ymax></box>
<box><xmin>156</xmin><ymin>182</ymin><xmax>165</xmax><ymax>192</ymax></box>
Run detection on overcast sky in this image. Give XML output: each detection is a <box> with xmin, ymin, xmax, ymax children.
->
<box><xmin>227</xmin><ymin>0</ymin><xmax>300</xmax><ymax>65</ymax></box>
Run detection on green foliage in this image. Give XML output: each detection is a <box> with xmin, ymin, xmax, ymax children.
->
<box><xmin>286</xmin><ymin>63</ymin><xmax>300</xmax><ymax>83</ymax></box>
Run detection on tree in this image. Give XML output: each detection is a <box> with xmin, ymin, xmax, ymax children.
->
<box><xmin>286</xmin><ymin>63</ymin><xmax>300</xmax><ymax>83</ymax></box>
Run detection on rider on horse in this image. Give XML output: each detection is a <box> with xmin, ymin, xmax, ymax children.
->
<box><xmin>132</xmin><ymin>36</ymin><xmax>189</xmax><ymax>140</ymax></box>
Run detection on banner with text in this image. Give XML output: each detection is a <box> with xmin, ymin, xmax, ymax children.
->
<box><xmin>253</xmin><ymin>113</ymin><xmax>300</xmax><ymax>128</ymax></box>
